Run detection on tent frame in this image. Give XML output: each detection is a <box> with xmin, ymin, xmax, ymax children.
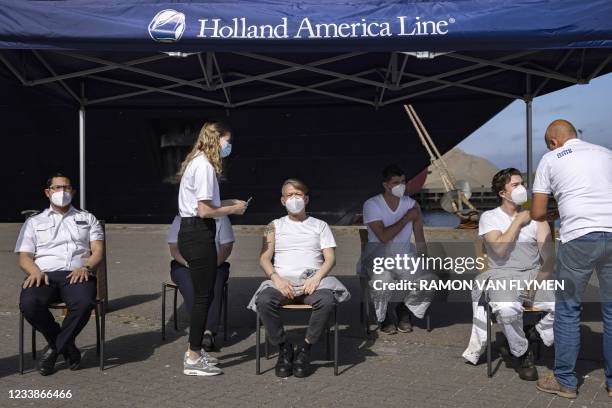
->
<box><xmin>1</xmin><ymin>49</ymin><xmax>609</xmax><ymax>207</ymax></box>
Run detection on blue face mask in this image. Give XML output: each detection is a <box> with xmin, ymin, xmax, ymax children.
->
<box><xmin>220</xmin><ymin>142</ymin><xmax>232</xmax><ymax>158</ymax></box>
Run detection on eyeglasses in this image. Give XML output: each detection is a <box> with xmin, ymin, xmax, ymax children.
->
<box><xmin>48</xmin><ymin>184</ymin><xmax>73</xmax><ymax>192</ymax></box>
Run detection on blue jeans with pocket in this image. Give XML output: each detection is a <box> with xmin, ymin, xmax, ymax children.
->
<box><xmin>553</xmin><ymin>232</ymin><xmax>612</xmax><ymax>389</ymax></box>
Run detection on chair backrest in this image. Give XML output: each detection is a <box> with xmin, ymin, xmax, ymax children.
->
<box><xmin>359</xmin><ymin>227</ymin><xmax>368</xmax><ymax>252</ymax></box>
<box><xmin>474</xmin><ymin>238</ymin><xmax>489</xmax><ymax>272</ymax></box>
<box><xmin>96</xmin><ymin>221</ymin><xmax>108</xmax><ymax>302</ymax></box>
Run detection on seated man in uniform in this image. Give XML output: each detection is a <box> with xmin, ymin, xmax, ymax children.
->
<box><xmin>16</xmin><ymin>172</ymin><xmax>104</xmax><ymax>376</ymax></box>
<box><xmin>248</xmin><ymin>178</ymin><xmax>350</xmax><ymax>378</ymax></box>
<box><xmin>167</xmin><ymin>214</ymin><xmax>234</xmax><ymax>351</ymax></box>
<box><xmin>462</xmin><ymin>168</ymin><xmax>555</xmax><ymax>381</ymax></box>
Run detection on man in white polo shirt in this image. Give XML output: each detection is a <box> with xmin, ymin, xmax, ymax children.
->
<box><xmin>530</xmin><ymin>119</ymin><xmax>612</xmax><ymax>399</ymax></box>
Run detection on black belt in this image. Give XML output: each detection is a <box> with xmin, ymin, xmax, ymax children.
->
<box><xmin>181</xmin><ymin>216</ymin><xmax>214</xmax><ymax>225</ymax></box>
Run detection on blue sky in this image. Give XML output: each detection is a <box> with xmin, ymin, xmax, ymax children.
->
<box><xmin>457</xmin><ymin>72</ymin><xmax>612</xmax><ymax>170</ymax></box>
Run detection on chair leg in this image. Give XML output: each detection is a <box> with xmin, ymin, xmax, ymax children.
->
<box><xmin>19</xmin><ymin>312</ymin><xmax>24</xmax><ymax>375</ymax></box>
<box><xmin>255</xmin><ymin>311</ymin><xmax>261</xmax><ymax>375</ymax></box>
<box><xmin>100</xmin><ymin>300</ymin><xmax>105</xmax><ymax>371</ymax></box>
<box><xmin>161</xmin><ymin>283</ymin><xmax>166</xmax><ymax>341</ymax></box>
<box><xmin>95</xmin><ymin>303</ymin><xmax>100</xmax><ymax>357</ymax></box>
<box><xmin>173</xmin><ymin>287</ymin><xmax>178</xmax><ymax>331</ymax></box>
<box><xmin>334</xmin><ymin>304</ymin><xmax>339</xmax><ymax>376</ymax></box>
<box><xmin>223</xmin><ymin>282</ymin><xmax>229</xmax><ymax>341</ymax></box>
<box><xmin>326</xmin><ymin>324</ymin><xmax>331</xmax><ymax>361</ymax></box>
<box><xmin>362</xmin><ymin>283</ymin><xmax>371</xmax><ymax>338</ymax></box>
<box><xmin>31</xmin><ymin>325</ymin><xmax>36</xmax><ymax>360</ymax></box>
<box><xmin>426</xmin><ymin>309</ymin><xmax>432</xmax><ymax>332</ymax></box>
<box><xmin>265</xmin><ymin>333</ymin><xmax>270</xmax><ymax>359</ymax></box>
<box><xmin>486</xmin><ymin>304</ymin><xmax>492</xmax><ymax>378</ymax></box>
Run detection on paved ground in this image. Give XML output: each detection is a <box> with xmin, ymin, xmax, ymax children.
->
<box><xmin>0</xmin><ymin>223</ymin><xmax>610</xmax><ymax>408</ymax></box>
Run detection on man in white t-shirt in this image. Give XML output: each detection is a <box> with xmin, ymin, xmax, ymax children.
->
<box><xmin>252</xmin><ymin>178</ymin><xmax>349</xmax><ymax>378</ymax></box>
<box><xmin>362</xmin><ymin>164</ymin><xmax>430</xmax><ymax>334</ymax></box>
<box><xmin>167</xmin><ymin>215</ymin><xmax>235</xmax><ymax>351</ymax></box>
<box><xmin>530</xmin><ymin>120</ymin><xmax>612</xmax><ymax>399</ymax></box>
<box><xmin>462</xmin><ymin>168</ymin><xmax>555</xmax><ymax>382</ymax></box>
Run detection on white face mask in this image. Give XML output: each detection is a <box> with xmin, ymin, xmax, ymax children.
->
<box><xmin>51</xmin><ymin>191</ymin><xmax>72</xmax><ymax>207</ymax></box>
<box><xmin>285</xmin><ymin>196</ymin><xmax>305</xmax><ymax>214</ymax></box>
<box><xmin>510</xmin><ymin>185</ymin><xmax>528</xmax><ymax>206</ymax></box>
<box><xmin>391</xmin><ymin>183</ymin><xmax>406</xmax><ymax>198</ymax></box>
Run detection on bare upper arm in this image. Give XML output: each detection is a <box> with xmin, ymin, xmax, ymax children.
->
<box><xmin>482</xmin><ymin>229</ymin><xmax>503</xmax><ymax>245</ymax></box>
<box><xmin>260</xmin><ymin>222</ymin><xmax>275</xmax><ymax>259</ymax></box>
<box><xmin>322</xmin><ymin>246</ymin><xmax>335</xmax><ymax>262</ymax></box>
<box><xmin>90</xmin><ymin>239</ymin><xmax>104</xmax><ymax>254</ymax></box>
<box><xmin>530</xmin><ymin>193</ymin><xmax>549</xmax><ymax>222</ymax></box>
<box><xmin>366</xmin><ymin>220</ymin><xmax>386</xmax><ymax>242</ymax></box>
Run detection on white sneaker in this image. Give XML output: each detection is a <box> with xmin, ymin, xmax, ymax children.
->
<box><xmin>200</xmin><ymin>350</ymin><xmax>219</xmax><ymax>366</ymax></box>
<box><xmin>183</xmin><ymin>355</ymin><xmax>222</xmax><ymax>376</ymax></box>
<box><xmin>184</xmin><ymin>351</ymin><xmax>219</xmax><ymax>366</ymax></box>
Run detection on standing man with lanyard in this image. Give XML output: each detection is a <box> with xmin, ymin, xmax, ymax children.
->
<box><xmin>177</xmin><ymin>121</ymin><xmax>247</xmax><ymax>376</ymax></box>
<box><xmin>531</xmin><ymin>120</ymin><xmax>612</xmax><ymax>399</ymax></box>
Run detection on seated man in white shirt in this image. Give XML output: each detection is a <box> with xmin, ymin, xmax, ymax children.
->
<box><xmin>249</xmin><ymin>178</ymin><xmax>350</xmax><ymax>378</ymax></box>
<box><xmin>167</xmin><ymin>215</ymin><xmax>234</xmax><ymax>351</ymax></box>
<box><xmin>16</xmin><ymin>173</ymin><xmax>105</xmax><ymax>376</ymax></box>
<box><xmin>462</xmin><ymin>168</ymin><xmax>555</xmax><ymax>381</ymax></box>
<box><xmin>362</xmin><ymin>164</ymin><xmax>431</xmax><ymax>334</ymax></box>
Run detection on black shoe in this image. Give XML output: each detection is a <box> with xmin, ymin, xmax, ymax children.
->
<box><xmin>62</xmin><ymin>343</ymin><xmax>81</xmax><ymax>370</ymax></box>
<box><xmin>525</xmin><ymin>324</ymin><xmax>542</xmax><ymax>343</ymax></box>
<box><xmin>515</xmin><ymin>349</ymin><xmax>538</xmax><ymax>381</ymax></box>
<box><xmin>38</xmin><ymin>347</ymin><xmax>58</xmax><ymax>376</ymax></box>
<box><xmin>379</xmin><ymin>319</ymin><xmax>397</xmax><ymax>335</ymax></box>
<box><xmin>293</xmin><ymin>346</ymin><xmax>311</xmax><ymax>378</ymax></box>
<box><xmin>397</xmin><ymin>304</ymin><xmax>413</xmax><ymax>333</ymax></box>
<box><xmin>202</xmin><ymin>332</ymin><xmax>215</xmax><ymax>353</ymax></box>
<box><xmin>275</xmin><ymin>343</ymin><xmax>294</xmax><ymax>378</ymax></box>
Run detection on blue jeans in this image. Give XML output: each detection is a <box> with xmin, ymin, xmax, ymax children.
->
<box><xmin>554</xmin><ymin>232</ymin><xmax>612</xmax><ymax>389</ymax></box>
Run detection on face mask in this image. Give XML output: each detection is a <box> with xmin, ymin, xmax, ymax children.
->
<box><xmin>51</xmin><ymin>191</ymin><xmax>72</xmax><ymax>207</ymax></box>
<box><xmin>285</xmin><ymin>196</ymin><xmax>305</xmax><ymax>214</ymax></box>
<box><xmin>510</xmin><ymin>185</ymin><xmax>528</xmax><ymax>206</ymax></box>
<box><xmin>391</xmin><ymin>183</ymin><xmax>406</xmax><ymax>198</ymax></box>
<box><xmin>220</xmin><ymin>142</ymin><xmax>232</xmax><ymax>158</ymax></box>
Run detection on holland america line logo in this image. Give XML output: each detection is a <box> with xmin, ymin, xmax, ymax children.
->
<box><xmin>148</xmin><ymin>9</ymin><xmax>186</xmax><ymax>43</ymax></box>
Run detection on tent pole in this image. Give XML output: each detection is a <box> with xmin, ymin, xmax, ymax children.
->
<box><xmin>79</xmin><ymin>105</ymin><xmax>86</xmax><ymax>210</ymax></box>
<box><xmin>526</xmin><ymin>99</ymin><xmax>533</xmax><ymax>189</ymax></box>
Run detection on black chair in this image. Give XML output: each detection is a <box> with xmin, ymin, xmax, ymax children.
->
<box><xmin>481</xmin><ymin>291</ymin><xmax>544</xmax><ymax>378</ymax></box>
<box><xmin>19</xmin><ymin>221</ymin><xmax>108</xmax><ymax>373</ymax></box>
<box><xmin>255</xmin><ymin>303</ymin><xmax>339</xmax><ymax>376</ymax></box>
<box><xmin>161</xmin><ymin>280</ymin><xmax>229</xmax><ymax>341</ymax></box>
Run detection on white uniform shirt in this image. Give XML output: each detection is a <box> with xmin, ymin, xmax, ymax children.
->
<box><xmin>363</xmin><ymin>194</ymin><xmax>416</xmax><ymax>243</ymax></box>
<box><xmin>178</xmin><ymin>153</ymin><xmax>220</xmax><ymax>217</ymax></box>
<box><xmin>14</xmin><ymin>206</ymin><xmax>104</xmax><ymax>273</ymax></box>
<box><xmin>272</xmin><ymin>216</ymin><xmax>336</xmax><ymax>280</ymax></box>
<box><xmin>478</xmin><ymin>207</ymin><xmax>541</xmax><ymax>270</ymax></box>
<box><xmin>167</xmin><ymin>215</ymin><xmax>235</xmax><ymax>252</ymax></box>
<box><xmin>533</xmin><ymin>138</ymin><xmax>612</xmax><ymax>243</ymax></box>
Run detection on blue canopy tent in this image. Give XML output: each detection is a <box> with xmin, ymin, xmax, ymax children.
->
<box><xmin>0</xmin><ymin>1</ymin><xmax>611</xmax><ymax>223</ymax></box>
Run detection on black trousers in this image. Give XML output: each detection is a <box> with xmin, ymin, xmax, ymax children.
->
<box><xmin>170</xmin><ymin>260</ymin><xmax>230</xmax><ymax>334</ymax></box>
<box><xmin>19</xmin><ymin>270</ymin><xmax>96</xmax><ymax>354</ymax></box>
<box><xmin>256</xmin><ymin>287</ymin><xmax>335</xmax><ymax>346</ymax></box>
<box><xmin>178</xmin><ymin>217</ymin><xmax>217</xmax><ymax>351</ymax></box>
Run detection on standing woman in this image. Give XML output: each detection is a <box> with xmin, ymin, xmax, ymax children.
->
<box><xmin>178</xmin><ymin>121</ymin><xmax>246</xmax><ymax>376</ymax></box>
